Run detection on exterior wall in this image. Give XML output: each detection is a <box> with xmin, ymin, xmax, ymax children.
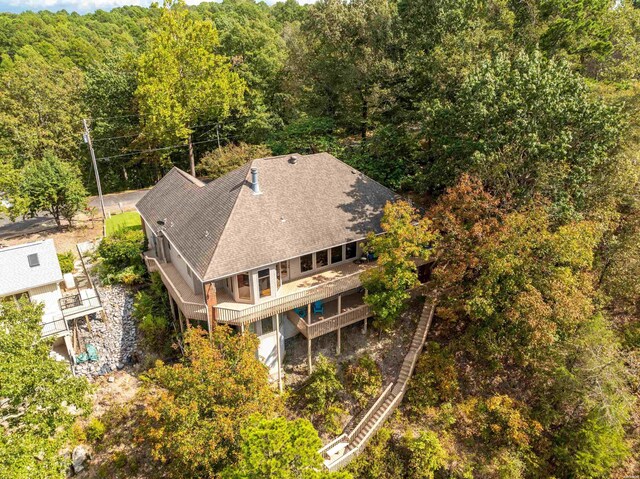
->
<box><xmin>28</xmin><ymin>283</ymin><xmax>63</xmax><ymax>325</ymax></box>
<box><xmin>282</xmin><ymin>315</ymin><xmax>299</xmax><ymax>340</ymax></box>
<box><xmin>168</xmin><ymin>245</ymin><xmax>195</xmax><ymax>295</ymax></box>
<box><xmin>256</xmin><ymin>316</ymin><xmax>285</xmax><ymax>375</ymax></box>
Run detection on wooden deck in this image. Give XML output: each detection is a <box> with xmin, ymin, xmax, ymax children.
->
<box><xmin>144</xmin><ymin>254</ymin><xmax>208</xmax><ymax>321</ymax></box>
<box><xmin>214</xmin><ymin>261</ymin><xmax>375</xmax><ymax>325</ymax></box>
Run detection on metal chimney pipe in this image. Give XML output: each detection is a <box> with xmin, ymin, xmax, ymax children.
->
<box><xmin>250</xmin><ymin>167</ymin><xmax>261</xmax><ymax>195</ymax></box>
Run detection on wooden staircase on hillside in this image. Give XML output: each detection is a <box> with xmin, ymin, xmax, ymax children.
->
<box><xmin>319</xmin><ymin>301</ymin><xmax>436</xmax><ymax>471</ymax></box>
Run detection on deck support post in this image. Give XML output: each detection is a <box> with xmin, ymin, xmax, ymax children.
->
<box><xmin>337</xmin><ymin>327</ymin><xmax>341</xmax><ymax>355</ymax></box>
<box><xmin>307</xmin><ymin>337</ymin><xmax>312</xmax><ymax>374</ymax></box>
<box><xmin>337</xmin><ymin>294</ymin><xmax>342</xmax><ymax>314</ymax></box>
<box><xmin>275</xmin><ymin>314</ymin><xmax>283</xmax><ymax>393</ymax></box>
<box><xmin>364</xmin><ymin>317</ymin><xmax>367</xmax><ymax>334</ymax></box>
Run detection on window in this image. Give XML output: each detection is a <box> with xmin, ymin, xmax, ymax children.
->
<box><xmin>301</xmin><ymin>254</ymin><xmax>313</xmax><ymax>272</ymax></box>
<box><xmin>258</xmin><ymin>268</ymin><xmax>271</xmax><ymax>298</ymax></box>
<box><xmin>261</xmin><ymin>316</ymin><xmax>275</xmax><ymax>334</ymax></box>
<box><xmin>277</xmin><ymin>261</ymin><xmax>289</xmax><ymax>288</ymax></box>
<box><xmin>316</xmin><ymin>250</ymin><xmax>328</xmax><ymax>268</ymax></box>
<box><xmin>248</xmin><ymin>322</ymin><xmax>257</xmax><ymax>334</ymax></box>
<box><xmin>346</xmin><ymin>242</ymin><xmax>357</xmax><ymax>260</ymax></box>
<box><xmin>331</xmin><ymin>246</ymin><xmax>343</xmax><ymax>264</ymax></box>
<box><xmin>27</xmin><ymin>253</ymin><xmax>39</xmax><ymax>267</ymax></box>
<box><xmin>237</xmin><ymin>272</ymin><xmax>250</xmax><ymax>300</ymax></box>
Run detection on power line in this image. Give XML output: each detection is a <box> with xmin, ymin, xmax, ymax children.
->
<box><xmin>95</xmin><ymin>137</ymin><xmax>236</xmax><ymax>161</ymax></box>
<box><xmin>90</xmin><ymin>122</ymin><xmax>223</xmax><ymax>143</ymax></box>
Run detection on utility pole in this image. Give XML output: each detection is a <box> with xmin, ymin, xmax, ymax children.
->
<box><xmin>216</xmin><ymin>124</ymin><xmax>221</xmax><ymax>150</ymax></box>
<box><xmin>83</xmin><ymin>119</ymin><xmax>107</xmax><ymax>237</ymax></box>
<box><xmin>188</xmin><ymin>134</ymin><xmax>196</xmax><ymax>177</ymax></box>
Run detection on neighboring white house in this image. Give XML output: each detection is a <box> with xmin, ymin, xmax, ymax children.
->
<box><xmin>0</xmin><ymin>239</ymin><xmax>103</xmax><ymax>359</ymax></box>
<box><xmin>136</xmin><ymin>152</ymin><xmax>402</xmax><ymax>384</ymax></box>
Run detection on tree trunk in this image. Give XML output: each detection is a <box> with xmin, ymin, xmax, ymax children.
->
<box><xmin>360</xmin><ymin>88</ymin><xmax>368</xmax><ymax>141</ymax></box>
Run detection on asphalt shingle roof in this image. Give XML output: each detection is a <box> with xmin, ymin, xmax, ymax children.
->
<box><xmin>136</xmin><ymin>153</ymin><xmax>398</xmax><ymax>281</ymax></box>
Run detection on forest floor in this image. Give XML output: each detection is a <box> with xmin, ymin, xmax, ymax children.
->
<box><xmin>283</xmin><ymin>295</ymin><xmax>425</xmax><ymax>440</ymax></box>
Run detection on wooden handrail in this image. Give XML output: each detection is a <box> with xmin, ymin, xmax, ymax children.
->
<box><xmin>347</xmin><ymin>382</ymin><xmax>394</xmax><ymax>442</ymax></box>
<box><xmin>214</xmin><ymin>272</ymin><xmax>363</xmax><ymax>325</ymax></box>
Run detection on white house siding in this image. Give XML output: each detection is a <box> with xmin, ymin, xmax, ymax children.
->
<box><xmin>282</xmin><ymin>315</ymin><xmax>299</xmax><ymax>340</ymax></box>
<box><xmin>28</xmin><ymin>283</ymin><xmax>63</xmax><ymax>335</ymax></box>
<box><xmin>257</xmin><ymin>321</ymin><xmax>285</xmax><ymax>376</ymax></box>
<box><xmin>168</xmin><ymin>246</ymin><xmax>195</xmax><ymax>295</ymax></box>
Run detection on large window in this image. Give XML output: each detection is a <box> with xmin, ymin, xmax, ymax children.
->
<box><xmin>316</xmin><ymin>250</ymin><xmax>328</xmax><ymax>268</ymax></box>
<box><xmin>346</xmin><ymin>241</ymin><xmax>357</xmax><ymax>260</ymax></box>
<box><xmin>237</xmin><ymin>272</ymin><xmax>251</xmax><ymax>300</ymax></box>
<box><xmin>331</xmin><ymin>246</ymin><xmax>343</xmax><ymax>264</ymax></box>
<box><xmin>258</xmin><ymin>268</ymin><xmax>271</xmax><ymax>298</ymax></box>
<box><xmin>301</xmin><ymin>254</ymin><xmax>313</xmax><ymax>272</ymax></box>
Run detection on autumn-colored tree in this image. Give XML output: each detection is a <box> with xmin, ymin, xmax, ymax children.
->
<box><xmin>361</xmin><ymin>200</ymin><xmax>437</xmax><ymax>332</ymax></box>
<box><xmin>135</xmin><ymin>326</ymin><xmax>280</xmax><ymax>477</ymax></box>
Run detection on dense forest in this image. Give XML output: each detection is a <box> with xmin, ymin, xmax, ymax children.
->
<box><xmin>1</xmin><ymin>0</ymin><xmax>640</xmax><ymax>478</ymax></box>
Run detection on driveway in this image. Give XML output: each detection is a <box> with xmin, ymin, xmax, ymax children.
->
<box><xmin>0</xmin><ymin>188</ymin><xmax>149</xmax><ymax>240</ymax></box>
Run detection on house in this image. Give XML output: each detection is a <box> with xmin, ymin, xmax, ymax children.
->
<box><xmin>136</xmin><ymin>153</ymin><xmax>399</xmax><ymax>382</ymax></box>
<box><xmin>0</xmin><ymin>239</ymin><xmax>103</xmax><ymax>359</ymax></box>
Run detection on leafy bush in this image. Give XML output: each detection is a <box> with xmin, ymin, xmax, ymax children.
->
<box><xmin>347</xmin><ymin>428</ymin><xmax>405</xmax><ymax>478</ymax></box>
<box><xmin>268</xmin><ymin>116</ymin><xmax>342</xmax><ymax>156</ymax></box>
<box><xmin>408</xmin><ymin>342</ymin><xmax>459</xmax><ymax>411</ymax></box>
<box><xmin>197</xmin><ymin>143</ymin><xmax>271</xmax><ymax>180</ymax></box>
<box><xmin>344</xmin><ymin>353</ymin><xmax>382</xmax><ymax>407</ymax></box>
<box><xmin>57</xmin><ymin>251</ymin><xmax>75</xmax><ymax>274</ymax></box>
<box><xmin>303</xmin><ymin>355</ymin><xmax>345</xmax><ymax>434</ymax></box>
<box><xmin>404</xmin><ymin>430</ymin><xmax>447</xmax><ymax>479</ymax></box>
<box><xmin>86</xmin><ymin>417</ymin><xmax>106</xmax><ymax>442</ymax></box>
<box><xmin>132</xmin><ymin>273</ymin><xmax>172</xmax><ymax>356</ymax></box>
<box><xmin>96</xmin><ymin>228</ymin><xmax>146</xmax><ymax>285</ymax></box>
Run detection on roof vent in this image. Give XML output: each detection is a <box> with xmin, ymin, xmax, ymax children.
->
<box><xmin>250</xmin><ymin>167</ymin><xmax>261</xmax><ymax>195</ymax></box>
<box><xmin>288</xmin><ymin>155</ymin><xmax>299</xmax><ymax>164</ymax></box>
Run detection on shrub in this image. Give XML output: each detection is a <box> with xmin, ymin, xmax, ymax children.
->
<box><xmin>405</xmin><ymin>430</ymin><xmax>447</xmax><ymax>479</ymax></box>
<box><xmin>57</xmin><ymin>251</ymin><xmax>75</xmax><ymax>274</ymax></box>
<box><xmin>133</xmin><ymin>273</ymin><xmax>172</xmax><ymax>355</ymax></box>
<box><xmin>96</xmin><ymin>228</ymin><xmax>145</xmax><ymax>285</ymax></box>
<box><xmin>197</xmin><ymin>143</ymin><xmax>271</xmax><ymax>180</ymax></box>
<box><xmin>86</xmin><ymin>417</ymin><xmax>106</xmax><ymax>442</ymax></box>
<box><xmin>345</xmin><ymin>353</ymin><xmax>382</xmax><ymax>407</ymax></box>
<box><xmin>347</xmin><ymin>428</ymin><xmax>405</xmax><ymax>478</ymax></box>
<box><xmin>303</xmin><ymin>355</ymin><xmax>346</xmax><ymax>434</ymax></box>
<box><xmin>408</xmin><ymin>342</ymin><xmax>459</xmax><ymax>411</ymax></box>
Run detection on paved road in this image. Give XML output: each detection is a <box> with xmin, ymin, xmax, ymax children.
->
<box><xmin>0</xmin><ymin>188</ymin><xmax>149</xmax><ymax>240</ymax></box>
<box><xmin>88</xmin><ymin>188</ymin><xmax>150</xmax><ymax>214</ymax></box>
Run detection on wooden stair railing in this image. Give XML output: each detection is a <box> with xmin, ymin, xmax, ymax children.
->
<box><xmin>320</xmin><ymin>302</ymin><xmax>436</xmax><ymax>471</ymax></box>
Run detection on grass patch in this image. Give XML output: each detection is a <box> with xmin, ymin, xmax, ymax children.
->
<box><xmin>106</xmin><ymin>211</ymin><xmax>141</xmax><ymax>236</ymax></box>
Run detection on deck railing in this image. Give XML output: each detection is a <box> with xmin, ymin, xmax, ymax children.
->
<box><xmin>145</xmin><ymin>255</ymin><xmax>208</xmax><ymax>321</ymax></box>
<box><xmin>306</xmin><ymin>304</ymin><xmax>370</xmax><ymax>339</ymax></box>
<box><xmin>214</xmin><ymin>271</ymin><xmax>364</xmax><ymax>325</ymax></box>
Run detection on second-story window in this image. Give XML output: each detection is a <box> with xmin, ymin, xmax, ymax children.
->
<box><xmin>237</xmin><ymin>272</ymin><xmax>250</xmax><ymax>300</ymax></box>
<box><xmin>331</xmin><ymin>246</ymin><xmax>343</xmax><ymax>264</ymax></box>
<box><xmin>346</xmin><ymin>242</ymin><xmax>357</xmax><ymax>260</ymax></box>
<box><xmin>301</xmin><ymin>253</ymin><xmax>313</xmax><ymax>272</ymax></box>
<box><xmin>258</xmin><ymin>269</ymin><xmax>271</xmax><ymax>298</ymax></box>
<box><xmin>316</xmin><ymin>250</ymin><xmax>328</xmax><ymax>268</ymax></box>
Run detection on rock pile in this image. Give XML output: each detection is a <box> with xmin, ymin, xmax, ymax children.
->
<box><xmin>73</xmin><ymin>282</ymin><xmax>137</xmax><ymax>378</ymax></box>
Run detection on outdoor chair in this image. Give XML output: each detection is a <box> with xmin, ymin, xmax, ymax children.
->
<box><xmin>312</xmin><ymin>300</ymin><xmax>324</xmax><ymax>315</ymax></box>
<box><xmin>294</xmin><ymin>307</ymin><xmax>307</xmax><ymax>318</ymax></box>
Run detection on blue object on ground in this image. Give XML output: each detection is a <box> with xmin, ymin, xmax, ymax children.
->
<box><xmin>86</xmin><ymin>344</ymin><xmax>99</xmax><ymax>362</ymax></box>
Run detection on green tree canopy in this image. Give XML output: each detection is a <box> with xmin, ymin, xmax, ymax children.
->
<box><xmin>0</xmin><ymin>300</ymin><xmax>90</xmax><ymax>479</ymax></box>
<box><xmin>21</xmin><ymin>151</ymin><xmax>88</xmax><ymax>226</ymax></box>
<box><xmin>136</xmin><ymin>0</ymin><xmax>245</xmax><ymax>151</ymax></box>
<box><xmin>223</xmin><ymin>415</ymin><xmax>352</xmax><ymax>479</ymax></box>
